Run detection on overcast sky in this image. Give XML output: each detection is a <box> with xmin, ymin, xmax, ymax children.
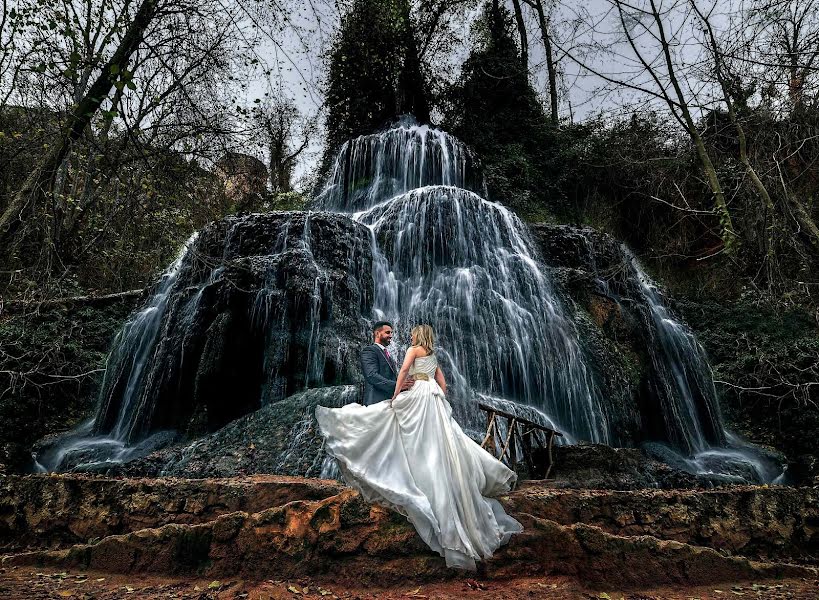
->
<box><xmin>243</xmin><ymin>0</ymin><xmax>743</xmax><ymax>188</ymax></box>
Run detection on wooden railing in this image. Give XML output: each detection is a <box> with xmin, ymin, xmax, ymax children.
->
<box><xmin>478</xmin><ymin>402</ymin><xmax>563</xmax><ymax>482</ymax></box>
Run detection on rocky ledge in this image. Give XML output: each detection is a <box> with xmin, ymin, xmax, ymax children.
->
<box><xmin>1</xmin><ymin>475</ymin><xmax>816</xmax><ymax>590</ymax></box>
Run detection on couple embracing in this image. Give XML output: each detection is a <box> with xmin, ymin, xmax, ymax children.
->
<box><xmin>315</xmin><ymin>321</ymin><xmax>523</xmax><ymax>571</ymax></box>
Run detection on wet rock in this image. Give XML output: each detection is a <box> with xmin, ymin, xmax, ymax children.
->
<box><xmin>547</xmin><ymin>444</ymin><xmax>699</xmax><ymax>489</ymax></box>
<box><xmin>105</xmin><ymin>386</ymin><xmax>358</xmax><ymax>478</ymax></box>
<box><xmin>3</xmin><ymin>477</ymin><xmax>815</xmax><ymax>587</ymax></box>
<box><xmin>36</xmin><ymin>212</ymin><xmax>373</xmax><ymax>473</ymax></box>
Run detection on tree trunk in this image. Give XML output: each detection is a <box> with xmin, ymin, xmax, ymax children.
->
<box><xmin>511</xmin><ymin>0</ymin><xmax>529</xmax><ymax>72</ymax></box>
<box><xmin>649</xmin><ymin>0</ymin><xmax>737</xmax><ymax>252</ymax></box>
<box><xmin>524</xmin><ymin>0</ymin><xmax>558</xmax><ymax>125</ymax></box>
<box><xmin>690</xmin><ymin>1</ymin><xmax>776</xmax><ymax>271</ymax></box>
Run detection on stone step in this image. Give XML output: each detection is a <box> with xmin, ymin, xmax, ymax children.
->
<box><xmin>509</xmin><ymin>482</ymin><xmax>819</xmax><ymax>565</ymax></box>
<box><xmin>2</xmin><ymin>488</ymin><xmax>815</xmax><ymax>589</ymax></box>
<box><xmin>3</xmin><ymin>474</ymin><xmax>816</xmax><ymax>570</ymax></box>
<box><xmin>0</xmin><ymin>474</ymin><xmax>343</xmax><ymax>552</ymax></box>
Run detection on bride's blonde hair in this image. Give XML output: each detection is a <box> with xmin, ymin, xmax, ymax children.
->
<box><xmin>411</xmin><ymin>324</ymin><xmax>435</xmax><ymax>355</ymax></box>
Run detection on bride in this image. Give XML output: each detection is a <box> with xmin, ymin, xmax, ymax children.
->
<box><xmin>315</xmin><ymin>324</ymin><xmax>523</xmax><ymax>570</ymax></box>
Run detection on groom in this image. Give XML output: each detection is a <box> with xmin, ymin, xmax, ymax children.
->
<box><xmin>360</xmin><ymin>321</ymin><xmax>414</xmax><ymax>405</ymax></box>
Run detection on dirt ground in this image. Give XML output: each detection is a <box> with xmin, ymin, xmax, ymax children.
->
<box><xmin>1</xmin><ymin>565</ymin><xmax>817</xmax><ymax>600</ymax></box>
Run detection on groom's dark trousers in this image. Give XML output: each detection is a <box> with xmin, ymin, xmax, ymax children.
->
<box><xmin>360</xmin><ymin>344</ymin><xmax>398</xmax><ymax>405</ymax></box>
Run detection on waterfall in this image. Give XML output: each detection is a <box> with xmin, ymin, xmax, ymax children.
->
<box><xmin>624</xmin><ymin>251</ymin><xmax>782</xmax><ymax>483</ymax></box>
<box><xmin>626</xmin><ymin>250</ymin><xmax>726</xmax><ymax>454</ymax></box>
<box><xmin>96</xmin><ymin>233</ymin><xmax>201</xmax><ymax>442</ymax></box>
<box><xmin>557</xmin><ymin>226</ymin><xmax>783</xmax><ymax>482</ymax></box>
<box><xmin>34</xmin><ymin>212</ymin><xmax>373</xmax><ymax>473</ymax></box>
<box><xmin>34</xmin><ymin>117</ymin><xmax>782</xmax><ymax>483</ymax></box>
<box><xmin>317</xmin><ymin>120</ymin><xmax>609</xmax><ymax>442</ymax></box>
<box><xmin>315</xmin><ymin>116</ymin><xmax>484</xmax><ymax>212</ymax></box>
<box><xmin>316</xmin><ymin>118</ymin><xmax>782</xmax><ymax>483</ymax></box>
<box><xmin>361</xmin><ymin>186</ymin><xmax>607</xmax><ymax>440</ymax></box>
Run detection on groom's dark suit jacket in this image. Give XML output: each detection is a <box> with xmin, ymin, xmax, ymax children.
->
<box><xmin>360</xmin><ymin>344</ymin><xmax>398</xmax><ymax>405</ymax></box>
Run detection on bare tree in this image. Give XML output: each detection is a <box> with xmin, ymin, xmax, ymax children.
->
<box><xmin>253</xmin><ymin>97</ymin><xmax>314</xmax><ymax>194</ymax></box>
<box><xmin>521</xmin><ymin>0</ymin><xmax>559</xmax><ymax>124</ymax></box>
<box><xmin>752</xmin><ymin>0</ymin><xmax>819</xmax><ymax>112</ymax></box>
<box><xmin>510</xmin><ymin>0</ymin><xmax>529</xmax><ymax>71</ymax></box>
<box><xmin>556</xmin><ymin>0</ymin><xmax>739</xmax><ymax>253</ymax></box>
<box><xmin>0</xmin><ymin>0</ymin><xmax>270</xmax><ymax>289</ymax></box>
<box><xmin>0</xmin><ymin>0</ymin><xmax>161</xmax><ymax>267</ymax></box>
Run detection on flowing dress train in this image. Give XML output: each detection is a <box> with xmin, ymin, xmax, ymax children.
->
<box><xmin>315</xmin><ymin>354</ymin><xmax>523</xmax><ymax>570</ymax></box>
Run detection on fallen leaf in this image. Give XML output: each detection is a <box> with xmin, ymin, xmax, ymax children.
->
<box><xmin>95</xmin><ymin>578</ymin><xmax>105</xmax><ymax>582</ymax></box>
<box><xmin>288</xmin><ymin>584</ymin><xmax>303</xmax><ymax>594</ymax></box>
<box><xmin>598</xmin><ymin>594</ymin><xmax>611</xmax><ymax>599</ymax></box>
<box><xmin>208</xmin><ymin>580</ymin><xmax>222</xmax><ymax>589</ymax></box>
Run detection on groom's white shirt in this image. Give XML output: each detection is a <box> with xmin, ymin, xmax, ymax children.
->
<box><xmin>374</xmin><ymin>342</ymin><xmax>396</xmax><ymax>372</ymax></box>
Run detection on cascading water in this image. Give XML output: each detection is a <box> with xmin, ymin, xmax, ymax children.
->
<box><xmin>96</xmin><ymin>233</ymin><xmax>201</xmax><ymax>442</ymax></box>
<box><xmin>358</xmin><ymin>186</ymin><xmax>607</xmax><ymax>440</ymax></box>
<box><xmin>317</xmin><ymin>120</ymin><xmax>611</xmax><ymax>441</ymax></box>
<box><xmin>316</xmin><ymin>118</ymin><xmax>782</xmax><ymax>483</ymax></box>
<box><xmin>315</xmin><ymin>115</ymin><xmax>484</xmax><ymax>212</ymax></box>
<box><xmin>625</xmin><ymin>251</ymin><xmax>783</xmax><ymax>483</ymax></box>
<box><xmin>33</xmin><ymin>234</ymin><xmax>200</xmax><ymax>472</ymax></box>
<box><xmin>556</xmin><ymin>226</ymin><xmax>783</xmax><ymax>482</ymax></box>
<box><xmin>35</xmin><ymin>212</ymin><xmax>373</xmax><ymax>472</ymax></box>
<box><xmin>34</xmin><ymin>116</ymin><xmax>783</xmax><ymax>483</ymax></box>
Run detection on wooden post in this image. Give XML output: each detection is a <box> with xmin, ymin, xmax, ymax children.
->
<box><xmin>477</xmin><ymin>402</ymin><xmax>562</xmax><ymax>479</ymax></box>
<box><xmin>544</xmin><ymin>430</ymin><xmax>556</xmax><ymax>479</ymax></box>
<box><xmin>482</xmin><ymin>412</ymin><xmax>497</xmax><ymax>455</ymax></box>
<box><xmin>499</xmin><ymin>417</ymin><xmax>517</xmax><ymax>464</ymax></box>
<box><xmin>522</xmin><ymin>428</ymin><xmax>535</xmax><ymax>477</ymax></box>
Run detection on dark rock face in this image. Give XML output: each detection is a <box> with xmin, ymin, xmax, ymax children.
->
<box><xmin>34</xmin><ymin>212</ymin><xmax>373</xmax><ymax>473</ymax></box>
<box><xmin>107</xmin><ymin>386</ymin><xmax>358</xmax><ymax>479</ymax></box>
<box><xmin>117</xmin><ymin>211</ymin><xmax>372</xmax><ymax>439</ymax></box>
<box><xmin>530</xmin><ymin>224</ymin><xmax>652</xmax><ymax>449</ymax></box>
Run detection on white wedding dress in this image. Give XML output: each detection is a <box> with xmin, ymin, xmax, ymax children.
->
<box><xmin>315</xmin><ymin>353</ymin><xmax>523</xmax><ymax>570</ymax></box>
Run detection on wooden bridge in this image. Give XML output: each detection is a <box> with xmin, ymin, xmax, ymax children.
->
<box><xmin>478</xmin><ymin>402</ymin><xmax>563</xmax><ymax>483</ymax></box>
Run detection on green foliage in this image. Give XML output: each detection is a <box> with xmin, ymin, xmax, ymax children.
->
<box><xmin>0</xmin><ymin>107</ymin><xmax>233</xmax><ymax>296</ymax></box>
<box><xmin>324</xmin><ymin>0</ymin><xmax>430</xmax><ymax>157</ymax></box>
<box><xmin>0</xmin><ymin>299</ymin><xmax>138</xmax><ymax>472</ymax></box>
<box><xmin>677</xmin><ymin>299</ymin><xmax>819</xmax><ymax>478</ymax></box>
<box><xmin>268</xmin><ymin>191</ymin><xmax>309</xmax><ymax>212</ymax></box>
<box><xmin>443</xmin><ymin>2</ymin><xmax>567</xmax><ymax>222</ymax></box>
